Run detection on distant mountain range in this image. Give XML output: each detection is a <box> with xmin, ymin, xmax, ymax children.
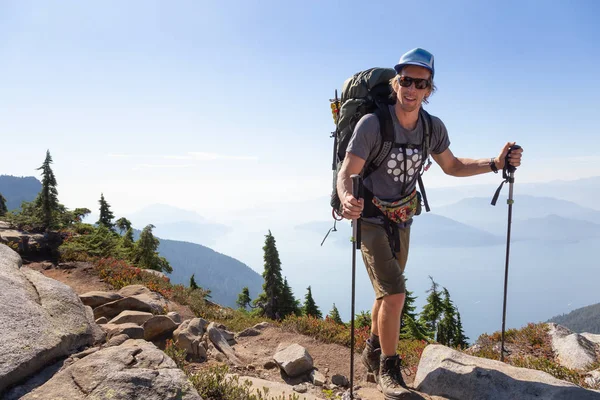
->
<box><xmin>432</xmin><ymin>195</ymin><xmax>600</xmax><ymax>229</ymax></box>
<box><xmin>295</xmin><ymin>197</ymin><xmax>600</xmax><ymax>248</ymax></box>
<box><xmin>129</xmin><ymin>228</ymin><xmax>263</xmax><ymax>309</ymax></box>
<box><xmin>0</xmin><ymin>175</ymin><xmax>41</xmax><ymax>211</ymax></box>
<box><xmin>547</xmin><ymin>303</ymin><xmax>600</xmax><ymax>334</ymax></box>
<box><xmin>121</xmin><ymin>204</ymin><xmax>232</xmax><ymax>247</ymax></box>
<box><xmin>425</xmin><ymin>176</ymin><xmax>600</xmax><ymax>212</ymax></box>
<box><xmin>157</xmin><ymin>236</ymin><xmax>263</xmax><ymax>309</ymax></box>
<box><xmin>295</xmin><ymin>213</ymin><xmax>506</xmax><ymax>248</ymax></box>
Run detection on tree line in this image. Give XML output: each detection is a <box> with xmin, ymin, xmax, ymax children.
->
<box><xmin>2</xmin><ymin>150</ymin><xmax>171</xmax><ymax>274</ymax></box>
<box><xmin>238</xmin><ymin>230</ymin><xmax>469</xmax><ymax>348</ymax></box>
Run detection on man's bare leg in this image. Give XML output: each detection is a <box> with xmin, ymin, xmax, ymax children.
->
<box><xmin>371</xmin><ymin>299</ymin><xmax>382</xmax><ymax>336</ymax></box>
<box><xmin>378</xmin><ymin>293</ymin><xmax>405</xmax><ymax>356</ymax></box>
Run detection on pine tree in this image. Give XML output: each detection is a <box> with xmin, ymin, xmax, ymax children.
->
<box><xmin>328</xmin><ymin>303</ymin><xmax>343</xmax><ymax>324</ymax></box>
<box><xmin>237</xmin><ymin>287</ymin><xmax>252</xmax><ymax>310</ymax></box>
<box><xmin>454</xmin><ymin>309</ymin><xmax>470</xmax><ymax>349</ymax></box>
<box><xmin>97</xmin><ymin>193</ymin><xmax>115</xmax><ymax>230</ymax></box>
<box><xmin>355</xmin><ymin>310</ymin><xmax>372</xmax><ymax>329</ymax></box>
<box><xmin>35</xmin><ymin>150</ymin><xmax>59</xmax><ymax>230</ymax></box>
<box><xmin>418</xmin><ymin>276</ymin><xmax>444</xmax><ymax>340</ymax></box>
<box><xmin>400</xmin><ymin>282</ymin><xmax>429</xmax><ymax>340</ymax></box>
<box><xmin>302</xmin><ymin>286</ymin><xmax>322</xmax><ymax>319</ymax></box>
<box><xmin>133</xmin><ymin>224</ymin><xmax>172</xmax><ymax>273</ymax></box>
<box><xmin>122</xmin><ymin>227</ymin><xmax>135</xmax><ymax>250</ymax></box>
<box><xmin>115</xmin><ymin>217</ymin><xmax>132</xmax><ymax>235</ymax></box>
<box><xmin>0</xmin><ymin>193</ymin><xmax>7</xmax><ymax>217</ymax></box>
<box><xmin>190</xmin><ymin>274</ymin><xmax>199</xmax><ymax>290</ymax></box>
<box><xmin>437</xmin><ymin>287</ymin><xmax>458</xmax><ymax>345</ymax></box>
<box><xmin>253</xmin><ymin>230</ymin><xmax>284</xmax><ymax>319</ymax></box>
<box><xmin>72</xmin><ymin>208</ymin><xmax>91</xmax><ymax>222</ymax></box>
<box><xmin>402</xmin><ymin>314</ymin><xmax>431</xmax><ymax>341</ymax></box>
<box><xmin>279</xmin><ymin>277</ymin><xmax>300</xmax><ymax>318</ymax></box>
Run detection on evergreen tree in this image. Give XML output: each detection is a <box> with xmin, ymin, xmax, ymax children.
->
<box><xmin>133</xmin><ymin>224</ymin><xmax>172</xmax><ymax>273</ymax></box>
<box><xmin>115</xmin><ymin>217</ymin><xmax>132</xmax><ymax>235</ymax></box>
<box><xmin>97</xmin><ymin>193</ymin><xmax>115</xmax><ymax>230</ymax></box>
<box><xmin>400</xmin><ymin>283</ymin><xmax>429</xmax><ymax>340</ymax></box>
<box><xmin>72</xmin><ymin>208</ymin><xmax>91</xmax><ymax>222</ymax></box>
<box><xmin>35</xmin><ymin>150</ymin><xmax>59</xmax><ymax>230</ymax></box>
<box><xmin>402</xmin><ymin>314</ymin><xmax>431</xmax><ymax>341</ymax></box>
<box><xmin>118</xmin><ymin>226</ymin><xmax>135</xmax><ymax>260</ymax></box>
<box><xmin>237</xmin><ymin>287</ymin><xmax>252</xmax><ymax>310</ymax></box>
<box><xmin>279</xmin><ymin>277</ymin><xmax>300</xmax><ymax>318</ymax></box>
<box><xmin>418</xmin><ymin>276</ymin><xmax>444</xmax><ymax>340</ymax></box>
<box><xmin>0</xmin><ymin>193</ymin><xmax>7</xmax><ymax>217</ymax></box>
<box><xmin>190</xmin><ymin>274</ymin><xmax>199</xmax><ymax>290</ymax></box>
<box><xmin>454</xmin><ymin>309</ymin><xmax>470</xmax><ymax>349</ymax></box>
<box><xmin>355</xmin><ymin>310</ymin><xmax>372</xmax><ymax>329</ymax></box>
<box><xmin>328</xmin><ymin>303</ymin><xmax>344</xmax><ymax>324</ymax></box>
<box><xmin>253</xmin><ymin>230</ymin><xmax>284</xmax><ymax>319</ymax></box>
<box><xmin>121</xmin><ymin>227</ymin><xmax>135</xmax><ymax>253</ymax></box>
<box><xmin>437</xmin><ymin>287</ymin><xmax>458</xmax><ymax>345</ymax></box>
<box><xmin>302</xmin><ymin>286</ymin><xmax>322</xmax><ymax>319</ymax></box>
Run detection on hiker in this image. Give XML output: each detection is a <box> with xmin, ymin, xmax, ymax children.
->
<box><xmin>336</xmin><ymin>48</ymin><xmax>523</xmax><ymax>398</ymax></box>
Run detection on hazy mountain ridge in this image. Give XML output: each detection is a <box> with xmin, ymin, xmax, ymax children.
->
<box><xmin>0</xmin><ymin>175</ymin><xmax>41</xmax><ymax>211</ymax></box>
<box><xmin>295</xmin><ymin>214</ymin><xmax>505</xmax><ymax>248</ymax></box>
<box><xmin>158</xmin><ymin>237</ymin><xmax>263</xmax><ymax>309</ymax></box>
<box><xmin>425</xmin><ymin>176</ymin><xmax>600</xmax><ymax>211</ymax></box>
<box><xmin>126</xmin><ymin>204</ymin><xmax>231</xmax><ymax>246</ymax></box>
<box><xmin>129</xmin><ymin>228</ymin><xmax>263</xmax><ymax>309</ymax></box>
<box><xmin>547</xmin><ymin>303</ymin><xmax>600</xmax><ymax>334</ymax></box>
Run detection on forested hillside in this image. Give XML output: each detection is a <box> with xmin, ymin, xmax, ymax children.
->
<box><xmin>547</xmin><ymin>303</ymin><xmax>600</xmax><ymax>333</ymax></box>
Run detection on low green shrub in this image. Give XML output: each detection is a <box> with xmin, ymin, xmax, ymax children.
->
<box><xmin>189</xmin><ymin>365</ymin><xmax>302</xmax><ymax>400</ymax></box>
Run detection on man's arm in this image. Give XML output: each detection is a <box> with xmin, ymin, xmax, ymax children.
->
<box><xmin>336</xmin><ymin>152</ymin><xmax>366</xmax><ymax>219</ymax></box>
<box><xmin>432</xmin><ymin>142</ymin><xmax>522</xmax><ymax>177</ymax></box>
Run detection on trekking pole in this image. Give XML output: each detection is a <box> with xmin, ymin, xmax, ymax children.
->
<box><xmin>349</xmin><ymin>173</ymin><xmax>363</xmax><ymax>399</ymax></box>
<box><xmin>491</xmin><ymin>144</ymin><xmax>521</xmax><ymax>362</ymax></box>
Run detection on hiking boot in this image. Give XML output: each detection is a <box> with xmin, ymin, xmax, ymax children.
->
<box><xmin>361</xmin><ymin>338</ymin><xmax>381</xmax><ymax>378</ymax></box>
<box><xmin>379</xmin><ymin>354</ymin><xmax>411</xmax><ymax>399</ymax></box>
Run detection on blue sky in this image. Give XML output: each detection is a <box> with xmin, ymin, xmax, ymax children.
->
<box><xmin>1</xmin><ymin>0</ymin><xmax>599</xmax><ymax>219</ymax></box>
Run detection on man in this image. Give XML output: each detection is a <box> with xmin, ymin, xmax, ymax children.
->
<box><xmin>336</xmin><ymin>48</ymin><xmax>523</xmax><ymax>399</ymax></box>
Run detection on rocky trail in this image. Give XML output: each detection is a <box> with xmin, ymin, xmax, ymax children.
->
<box><xmin>20</xmin><ymin>259</ymin><xmax>420</xmax><ymax>400</ymax></box>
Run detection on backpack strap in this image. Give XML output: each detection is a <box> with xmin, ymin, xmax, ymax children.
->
<box><xmin>363</xmin><ymin>102</ymin><xmax>394</xmax><ymax>179</ymax></box>
<box><xmin>418</xmin><ymin>108</ymin><xmax>432</xmax><ymax>212</ymax></box>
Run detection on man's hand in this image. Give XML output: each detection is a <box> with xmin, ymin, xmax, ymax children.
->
<box><xmin>495</xmin><ymin>142</ymin><xmax>523</xmax><ymax>170</ymax></box>
<box><xmin>341</xmin><ymin>192</ymin><xmax>364</xmax><ymax>220</ymax></box>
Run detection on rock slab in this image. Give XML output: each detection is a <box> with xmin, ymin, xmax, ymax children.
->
<box><xmin>19</xmin><ymin>339</ymin><xmax>202</xmax><ymax>399</ymax></box>
<box><xmin>414</xmin><ymin>344</ymin><xmax>600</xmax><ymax>400</ymax></box>
<box><xmin>207</xmin><ymin>322</ymin><xmax>242</xmax><ymax>366</ymax></box>
<box><xmin>0</xmin><ymin>244</ymin><xmax>94</xmax><ymax>393</ymax></box>
<box><xmin>547</xmin><ymin>323</ymin><xmax>598</xmax><ymax>370</ymax></box>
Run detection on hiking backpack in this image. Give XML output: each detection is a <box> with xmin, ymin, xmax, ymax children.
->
<box><xmin>329</xmin><ymin>67</ymin><xmax>433</xmax><ymax>217</ymax></box>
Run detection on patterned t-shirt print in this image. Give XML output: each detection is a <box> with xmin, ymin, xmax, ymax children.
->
<box><xmin>386</xmin><ymin>147</ymin><xmax>423</xmax><ymax>183</ymax></box>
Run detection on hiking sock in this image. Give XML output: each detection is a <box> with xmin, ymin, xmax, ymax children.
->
<box><xmin>370</xmin><ymin>333</ymin><xmax>381</xmax><ymax>349</ymax></box>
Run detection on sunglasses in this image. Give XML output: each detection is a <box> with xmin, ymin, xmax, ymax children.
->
<box><xmin>397</xmin><ymin>75</ymin><xmax>431</xmax><ymax>90</ymax></box>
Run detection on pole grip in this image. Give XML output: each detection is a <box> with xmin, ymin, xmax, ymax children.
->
<box><xmin>505</xmin><ymin>144</ymin><xmax>521</xmax><ymax>174</ymax></box>
<box><xmin>350</xmin><ymin>174</ymin><xmax>362</xmax><ymax>250</ymax></box>
<box><xmin>351</xmin><ymin>174</ymin><xmax>362</xmax><ymax>200</ymax></box>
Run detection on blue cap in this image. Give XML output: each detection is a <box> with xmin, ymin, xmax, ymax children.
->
<box><xmin>394</xmin><ymin>48</ymin><xmax>435</xmax><ymax>79</ymax></box>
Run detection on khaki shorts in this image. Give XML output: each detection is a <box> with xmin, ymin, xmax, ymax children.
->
<box><xmin>360</xmin><ymin>220</ymin><xmax>411</xmax><ymax>299</ymax></box>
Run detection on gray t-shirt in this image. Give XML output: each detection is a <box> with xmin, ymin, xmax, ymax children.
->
<box><xmin>347</xmin><ymin>105</ymin><xmax>450</xmax><ymax>202</ymax></box>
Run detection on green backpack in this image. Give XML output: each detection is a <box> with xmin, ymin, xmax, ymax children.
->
<box><xmin>329</xmin><ymin>67</ymin><xmax>433</xmax><ymax>216</ymax></box>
